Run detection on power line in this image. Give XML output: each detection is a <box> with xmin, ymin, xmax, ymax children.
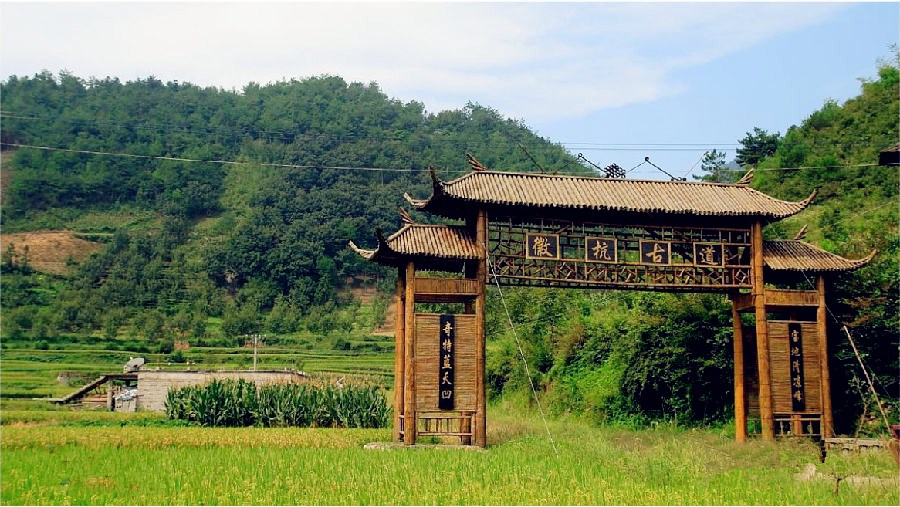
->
<box><xmin>0</xmin><ymin>142</ymin><xmax>431</xmax><ymax>173</ymax></box>
<box><xmin>0</xmin><ymin>142</ymin><xmax>886</xmax><ymax>176</ymax></box>
<box><xmin>1</xmin><ymin>111</ymin><xmax>888</xmax><ymax>152</ymax></box>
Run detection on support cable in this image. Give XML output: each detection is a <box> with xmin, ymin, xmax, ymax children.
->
<box><xmin>486</xmin><ymin>253</ymin><xmax>559</xmax><ymax>456</ymax></box>
<box><xmin>799</xmin><ymin>270</ymin><xmax>893</xmax><ymax>436</ymax></box>
<box><xmin>842</xmin><ymin>324</ymin><xmax>892</xmax><ymax>435</ymax></box>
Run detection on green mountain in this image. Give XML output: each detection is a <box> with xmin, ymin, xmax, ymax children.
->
<box><xmin>1</xmin><ymin>72</ymin><xmax>581</xmax><ymax>334</ymax></box>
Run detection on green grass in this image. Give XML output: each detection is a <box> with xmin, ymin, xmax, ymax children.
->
<box><xmin>1</xmin><ymin>407</ymin><xmax>897</xmax><ymax>505</ymax></box>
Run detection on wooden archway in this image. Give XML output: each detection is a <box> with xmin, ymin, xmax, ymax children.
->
<box><xmin>351</xmin><ymin>161</ymin><xmax>874</xmax><ymax>447</ymax></box>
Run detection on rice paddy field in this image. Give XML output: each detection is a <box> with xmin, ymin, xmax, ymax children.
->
<box><xmin>2</xmin><ymin>402</ymin><xmax>898</xmax><ymax>506</ymax></box>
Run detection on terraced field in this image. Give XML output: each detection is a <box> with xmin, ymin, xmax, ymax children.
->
<box><xmin>0</xmin><ymin>334</ymin><xmax>394</xmax><ymax>400</ymax></box>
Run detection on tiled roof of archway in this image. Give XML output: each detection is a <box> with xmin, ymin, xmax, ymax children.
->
<box><xmin>404</xmin><ymin>170</ymin><xmax>815</xmax><ymax>220</ymax></box>
<box><xmin>348</xmin><ymin>224</ymin><xmax>483</xmax><ymax>267</ymax></box>
<box><xmin>763</xmin><ymin>240</ymin><xmax>876</xmax><ymax>272</ymax></box>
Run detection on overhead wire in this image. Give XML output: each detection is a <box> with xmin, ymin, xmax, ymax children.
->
<box><xmin>0</xmin><ymin>142</ymin><xmax>431</xmax><ymax>173</ymax></box>
<box><xmin>1</xmin><ymin>110</ymin><xmax>888</xmax><ymax>153</ymax></box>
<box><xmin>0</xmin><ymin>141</ymin><xmax>886</xmax><ymax>179</ymax></box>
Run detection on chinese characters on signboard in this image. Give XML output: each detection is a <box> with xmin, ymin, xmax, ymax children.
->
<box><xmin>526</xmin><ymin>233</ymin><xmax>559</xmax><ymax>259</ymax></box>
<box><xmin>694</xmin><ymin>243</ymin><xmax>724</xmax><ymax>266</ymax></box>
<box><xmin>438</xmin><ymin>314</ymin><xmax>455</xmax><ymax>410</ymax></box>
<box><xmin>640</xmin><ymin>240</ymin><xmax>670</xmax><ymax>264</ymax></box>
<box><xmin>585</xmin><ymin>237</ymin><xmax>617</xmax><ymax>262</ymax></box>
<box><xmin>789</xmin><ymin>323</ymin><xmax>806</xmax><ymax>412</ymax></box>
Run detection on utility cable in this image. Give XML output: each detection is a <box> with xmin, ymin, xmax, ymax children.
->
<box><xmin>0</xmin><ymin>142</ymin><xmax>431</xmax><ymax>173</ymax></box>
<box><xmin>0</xmin><ymin>141</ymin><xmax>888</xmax><ymax>178</ymax></box>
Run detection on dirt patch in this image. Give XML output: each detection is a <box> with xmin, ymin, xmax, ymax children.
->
<box><xmin>344</xmin><ymin>283</ymin><xmax>397</xmax><ymax>336</ymax></box>
<box><xmin>0</xmin><ymin>231</ymin><xmax>104</xmax><ymax>275</ymax></box>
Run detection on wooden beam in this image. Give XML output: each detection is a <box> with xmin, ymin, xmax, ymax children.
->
<box><xmin>752</xmin><ymin>220</ymin><xmax>775</xmax><ymax>440</ymax></box>
<box><xmin>731</xmin><ymin>296</ymin><xmax>747</xmax><ymax>442</ymax></box>
<box><xmin>403</xmin><ymin>261</ymin><xmax>417</xmax><ymax>445</ymax></box>
<box><xmin>732</xmin><ymin>293</ymin><xmax>755</xmax><ymax>313</ymax></box>
<box><xmin>765</xmin><ymin>289</ymin><xmax>819</xmax><ymax>308</ymax></box>
<box><xmin>393</xmin><ymin>267</ymin><xmax>406</xmax><ymax>442</ymax></box>
<box><xmin>818</xmin><ymin>275</ymin><xmax>834</xmax><ymax>438</ymax></box>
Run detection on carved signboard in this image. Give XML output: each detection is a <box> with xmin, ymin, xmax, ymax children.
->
<box><xmin>526</xmin><ymin>233</ymin><xmax>560</xmax><ymax>260</ymax></box>
<box><xmin>789</xmin><ymin>323</ymin><xmax>806</xmax><ymax>412</ymax></box>
<box><xmin>749</xmin><ymin>321</ymin><xmax>821</xmax><ymax>415</ymax></box>
<box><xmin>490</xmin><ymin>219</ymin><xmax>752</xmax><ymax>290</ymax></box>
<box><xmin>438</xmin><ymin>314</ymin><xmax>455</xmax><ymax>410</ymax></box>
<box><xmin>414</xmin><ymin>314</ymin><xmax>476</xmax><ymax>412</ymax></box>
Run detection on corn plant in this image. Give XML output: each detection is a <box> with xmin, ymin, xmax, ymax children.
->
<box><xmin>165</xmin><ymin>379</ymin><xmax>390</xmax><ymax>428</ymax></box>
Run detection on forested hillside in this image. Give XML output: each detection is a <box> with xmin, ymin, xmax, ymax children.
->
<box><xmin>1</xmin><ymin>72</ymin><xmax>579</xmax><ymax>342</ymax></box>
<box><xmin>1</xmin><ymin>61</ymin><xmax>896</xmax><ymax>433</ymax></box>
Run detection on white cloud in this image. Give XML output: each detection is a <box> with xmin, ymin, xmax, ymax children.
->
<box><xmin>1</xmin><ymin>2</ymin><xmax>845</xmax><ymax>122</ymax></box>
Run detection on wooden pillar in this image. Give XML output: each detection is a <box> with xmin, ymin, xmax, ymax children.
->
<box><xmin>474</xmin><ymin>209</ymin><xmax>488</xmax><ymax>447</ymax></box>
<box><xmin>730</xmin><ymin>297</ymin><xmax>747</xmax><ymax>442</ymax></box>
<box><xmin>107</xmin><ymin>380</ymin><xmax>114</xmax><ymax>411</ymax></box>
<box><xmin>751</xmin><ymin>220</ymin><xmax>775</xmax><ymax>440</ymax></box>
<box><xmin>817</xmin><ymin>275</ymin><xmax>834</xmax><ymax>438</ymax></box>
<box><xmin>393</xmin><ymin>267</ymin><xmax>406</xmax><ymax>442</ymax></box>
<box><xmin>791</xmin><ymin>415</ymin><xmax>803</xmax><ymax>436</ymax></box>
<box><xmin>403</xmin><ymin>261</ymin><xmax>417</xmax><ymax>445</ymax></box>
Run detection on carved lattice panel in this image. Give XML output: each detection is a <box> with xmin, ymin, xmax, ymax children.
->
<box><xmin>488</xmin><ymin>219</ymin><xmax>752</xmax><ymax>291</ymax></box>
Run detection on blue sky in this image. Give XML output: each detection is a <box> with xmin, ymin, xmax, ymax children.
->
<box><xmin>1</xmin><ymin>1</ymin><xmax>897</xmax><ymax>180</ymax></box>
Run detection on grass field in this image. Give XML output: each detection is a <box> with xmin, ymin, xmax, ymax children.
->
<box><xmin>1</xmin><ymin>404</ymin><xmax>898</xmax><ymax>505</ymax></box>
<box><xmin>2</xmin><ymin>297</ymin><xmax>896</xmax><ymax>505</ymax></box>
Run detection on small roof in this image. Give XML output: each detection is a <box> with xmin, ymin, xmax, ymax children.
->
<box><xmin>406</xmin><ymin>169</ymin><xmax>815</xmax><ymax>221</ymax></box>
<box><xmin>763</xmin><ymin>240</ymin><xmax>876</xmax><ymax>272</ymax></box>
<box><xmin>349</xmin><ymin>224</ymin><xmax>484</xmax><ymax>268</ymax></box>
<box><xmin>879</xmin><ymin>143</ymin><xmax>900</xmax><ymax>166</ymax></box>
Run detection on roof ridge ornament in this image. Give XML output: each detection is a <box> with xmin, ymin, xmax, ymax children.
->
<box><xmin>466</xmin><ymin>153</ymin><xmax>489</xmax><ymax>171</ymax></box>
<box><xmin>793</xmin><ymin>224</ymin><xmax>808</xmax><ymax>241</ymax></box>
<box><xmin>737</xmin><ymin>168</ymin><xmax>754</xmax><ymax>185</ymax></box>
<box><xmin>428</xmin><ymin>165</ymin><xmax>441</xmax><ymax>185</ymax></box>
<box><xmin>399</xmin><ymin>207</ymin><xmax>414</xmax><ymax>225</ymax></box>
<box><xmin>800</xmin><ymin>188</ymin><xmax>818</xmax><ymax>207</ymax></box>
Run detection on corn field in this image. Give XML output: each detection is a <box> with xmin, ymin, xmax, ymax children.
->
<box><xmin>164</xmin><ymin>379</ymin><xmax>390</xmax><ymax>428</ymax></box>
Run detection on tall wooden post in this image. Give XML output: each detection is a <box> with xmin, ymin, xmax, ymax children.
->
<box><xmin>474</xmin><ymin>209</ymin><xmax>488</xmax><ymax>447</ymax></box>
<box><xmin>403</xmin><ymin>261</ymin><xmax>417</xmax><ymax>445</ymax></box>
<box><xmin>107</xmin><ymin>380</ymin><xmax>114</xmax><ymax>411</ymax></box>
<box><xmin>393</xmin><ymin>267</ymin><xmax>406</xmax><ymax>442</ymax></box>
<box><xmin>817</xmin><ymin>275</ymin><xmax>834</xmax><ymax>438</ymax></box>
<box><xmin>730</xmin><ymin>297</ymin><xmax>747</xmax><ymax>442</ymax></box>
<box><xmin>751</xmin><ymin>221</ymin><xmax>775</xmax><ymax>440</ymax></box>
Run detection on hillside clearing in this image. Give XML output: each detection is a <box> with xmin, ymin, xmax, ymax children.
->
<box><xmin>0</xmin><ymin>231</ymin><xmax>103</xmax><ymax>274</ymax></box>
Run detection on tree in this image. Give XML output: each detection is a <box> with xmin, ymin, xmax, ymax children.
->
<box><xmin>693</xmin><ymin>149</ymin><xmax>733</xmax><ymax>182</ymax></box>
<box><xmin>735</xmin><ymin>127</ymin><xmax>781</xmax><ymax>167</ymax></box>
